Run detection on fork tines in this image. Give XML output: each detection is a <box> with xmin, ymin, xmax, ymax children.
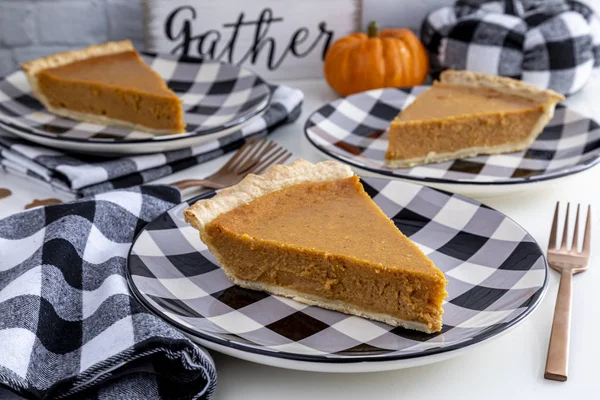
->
<box><xmin>548</xmin><ymin>202</ymin><xmax>591</xmax><ymax>256</ymax></box>
<box><xmin>254</xmin><ymin>146</ymin><xmax>292</xmax><ymax>174</ymax></box>
<box><xmin>224</xmin><ymin>138</ymin><xmax>292</xmax><ymax>175</ymax></box>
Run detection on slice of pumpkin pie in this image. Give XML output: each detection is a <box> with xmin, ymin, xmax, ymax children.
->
<box><xmin>21</xmin><ymin>40</ymin><xmax>185</xmax><ymax>134</ymax></box>
<box><xmin>385</xmin><ymin>70</ymin><xmax>564</xmax><ymax>167</ymax></box>
<box><xmin>184</xmin><ymin>159</ymin><xmax>447</xmax><ymax>333</ymax></box>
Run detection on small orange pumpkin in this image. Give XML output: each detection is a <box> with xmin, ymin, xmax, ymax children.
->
<box><xmin>324</xmin><ymin>21</ymin><xmax>429</xmax><ymax>97</ymax></box>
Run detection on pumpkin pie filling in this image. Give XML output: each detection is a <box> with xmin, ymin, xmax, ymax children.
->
<box><xmin>185</xmin><ymin>160</ymin><xmax>447</xmax><ymax>333</ymax></box>
<box><xmin>385</xmin><ymin>70</ymin><xmax>564</xmax><ymax>168</ymax></box>
<box><xmin>22</xmin><ymin>41</ymin><xmax>185</xmax><ymax>134</ymax></box>
<box><xmin>398</xmin><ymin>83</ymin><xmax>540</xmax><ymax>121</ymax></box>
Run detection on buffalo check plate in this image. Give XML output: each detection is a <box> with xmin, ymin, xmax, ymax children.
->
<box><xmin>126</xmin><ymin>176</ymin><xmax>548</xmax><ymax>372</ymax></box>
<box><xmin>0</xmin><ymin>52</ymin><xmax>271</xmax><ymax>153</ymax></box>
<box><xmin>305</xmin><ymin>87</ymin><xmax>600</xmax><ymax>185</ymax></box>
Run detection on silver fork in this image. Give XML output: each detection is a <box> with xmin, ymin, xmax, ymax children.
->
<box><xmin>171</xmin><ymin>138</ymin><xmax>292</xmax><ymax>191</ymax></box>
<box><xmin>545</xmin><ymin>202</ymin><xmax>592</xmax><ymax>382</ymax></box>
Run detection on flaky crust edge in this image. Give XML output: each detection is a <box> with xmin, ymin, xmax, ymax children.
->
<box><xmin>440</xmin><ymin>69</ymin><xmax>565</xmax><ymax>104</ymax></box>
<box><xmin>184</xmin><ymin>159</ymin><xmax>354</xmax><ymax>237</ymax></box>
<box><xmin>21</xmin><ymin>40</ymin><xmax>134</xmax><ymax>77</ymax></box>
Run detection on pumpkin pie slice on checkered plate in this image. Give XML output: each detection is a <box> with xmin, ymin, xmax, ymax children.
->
<box><xmin>21</xmin><ymin>40</ymin><xmax>185</xmax><ymax>134</ymax></box>
<box><xmin>385</xmin><ymin>70</ymin><xmax>564</xmax><ymax>168</ymax></box>
<box><xmin>184</xmin><ymin>159</ymin><xmax>448</xmax><ymax>333</ymax></box>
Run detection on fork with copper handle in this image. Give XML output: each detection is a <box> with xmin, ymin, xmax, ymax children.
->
<box><xmin>171</xmin><ymin>138</ymin><xmax>292</xmax><ymax>192</ymax></box>
<box><xmin>545</xmin><ymin>202</ymin><xmax>592</xmax><ymax>382</ymax></box>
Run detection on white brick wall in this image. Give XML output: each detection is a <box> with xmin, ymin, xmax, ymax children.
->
<box><xmin>0</xmin><ymin>0</ymin><xmax>144</xmax><ymax>77</ymax></box>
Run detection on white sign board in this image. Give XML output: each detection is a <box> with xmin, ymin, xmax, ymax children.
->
<box><xmin>145</xmin><ymin>0</ymin><xmax>359</xmax><ymax>80</ymax></box>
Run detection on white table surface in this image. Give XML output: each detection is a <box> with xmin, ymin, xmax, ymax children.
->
<box><xmin>0</xmin><ymin>77</ymin><xmax>599</xmax><ymax>400</ymax></box>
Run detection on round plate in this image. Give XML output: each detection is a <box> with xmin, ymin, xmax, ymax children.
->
<box><xmin>0</xmin><ymin>110</ymin><xmax>265</xmax><ymax>156</ymax></box>
<box><xmin>126</xmin><ymin>177</ymin><xmax>548</xmax><ymax>372</ymax></box>
<box><xmin>305</xmin><ymin>87</ymin><xmax>600</xmax><ymax>186</ymax></box>
<box><xmin>0</xmin><ymin>53</ymin><xmax>271</xmax><ymax>154</ymax></box>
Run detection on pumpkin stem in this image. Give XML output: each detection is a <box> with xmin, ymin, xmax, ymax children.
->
<box><xmin>367</xmin><ymin>21</ymin><xmax>378</xmax><ymax>38</ymax></box>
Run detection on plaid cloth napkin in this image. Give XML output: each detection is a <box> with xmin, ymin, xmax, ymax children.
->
<box><xmin>0</xmin><ymin>84</ymin><xmax>302</xmax><ymax>197</ymax></box>
<box><xmin>421</xmin><ymin>0</ymin><xmax>600</xmax><ymax>95</ymax></box>
<box><xmin>0</xmin><ymin>184</ymin><xmax>217</xmax><ymax>399</ymax></box>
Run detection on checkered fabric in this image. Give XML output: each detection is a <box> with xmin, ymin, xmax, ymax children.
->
<box><xmin>128</xmin><ymin>177</ymin><xmax>547</xmax><ymax>362</ymax></box>
<box><xmin>421</xmin><ymin>0</ymin><xmax>600</xmax><ymax>95</ymax></box>
<box><xmin>0</xmin><ymin>185</ymin><xmax>217</xmax><ymax>399</ymax></box>
<box><xmin>0</xmin><ymin>84</ymin><xmax>302</xmax><ymax>197</ymax></box>
<box><xmin>0</xmin><ymin>53</ymin><xmax>271</xmax><ymax>140</ymax></box>
<box><xmin>304</xmin><ymin>87</ymin><xmax>600</xmax><ymax>184</ymax></box>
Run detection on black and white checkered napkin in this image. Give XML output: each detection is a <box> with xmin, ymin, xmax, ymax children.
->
<box><xmin>421</xmin><ymin>0</ymin><xmax>600</xmax><ymax>95</ymax></box>
<box><xmin>0</xmin><ymin>84</ymin><xmax>302</xmax><ymax>197</ymax></box>
<box><xmin>0</xmin><ymin>185</ymin><xmax>216</xmax><ymax>399</ymax></box>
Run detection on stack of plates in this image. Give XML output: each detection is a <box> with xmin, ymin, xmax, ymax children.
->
<box><xmin>0</xmin><ymin>53</ymin><xmax>272</xmax><ymax>155</ymax></box>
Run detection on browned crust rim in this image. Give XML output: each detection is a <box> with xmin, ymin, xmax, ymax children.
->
<box><xmin>440</xmin><ymin>69</ymin><xmax>565</xmax><ymax>104</ymax></box>
<box><xmin>184</xmin><ymin>159</ymin><xmax>354</xmax><ymax>234</ymax></box>
<box><xmin>21</xmin><ymin>40</ymin><xmax>134</xmax><ymax>76</ymax></box>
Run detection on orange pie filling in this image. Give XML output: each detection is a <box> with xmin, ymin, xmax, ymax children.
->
<box><xmin>28</xmin><ymin>46</ymin><xmax>185</xmax><ymax>134</ymax></box>
<box><xmin>21</xmin><ymin>40</ymin><xmax>185</xmax><ymax>134</ymax></box>
<box><xmin>383</xmin><ymin>70</ymin><xmax>564</xmax><ymax>168</ymax></box>
<box><xmin>386</xmin><ymin>82</ymin><xmax>545</xmax><ymax>162</ymax></box>
<box><xmin>203</xmin><ymin>176</ymin><xmax>447</xmax><ymax>331</ymax></box>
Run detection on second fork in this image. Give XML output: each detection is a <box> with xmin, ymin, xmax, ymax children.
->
<box><xmin>544</xmin><ymin>202</ymin><xmax>592</xmax><ymax>382</ymax></box>
<box><xmin>171</xmin><ymin>138</ymin><xmax>292</xmax><ymax>191</ymax></box>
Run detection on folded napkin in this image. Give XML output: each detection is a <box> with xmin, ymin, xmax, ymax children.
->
<box><xmin>0</xmin><ymin>84</ymin><xmax>302</xmax><ymax>197</ymax></box>
<box><xmin>0</xmin><ymin>185</ymin><xmax>217</xmax><ymax>399</ymax></box>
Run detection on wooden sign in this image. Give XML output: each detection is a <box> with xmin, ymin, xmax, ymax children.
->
<box><xmin>145</xmin><ymin>0</ymin><xmax>360</xmax><ymax>79</ymax></box>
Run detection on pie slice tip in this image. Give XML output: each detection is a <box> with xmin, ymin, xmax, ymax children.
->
<box><xmin>185</xmin><ymin>159</ymin><xmax>447</xmax><ymax>333</ymax></box>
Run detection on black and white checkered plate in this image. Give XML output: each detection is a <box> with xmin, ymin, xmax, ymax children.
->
<box><xmin>126</xmin><ymin>177</ymin><xmax>548</xmax><ymax>370</ymax></box>
<box><xmin>0</xmin><ymin>53</ymin><xmax>271</xmax><ymax>143</ymax></box>
<box><xmin>305</xmin><ymin>87</ymin><xmax>600</xmax><ymax>185</ymax></box>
